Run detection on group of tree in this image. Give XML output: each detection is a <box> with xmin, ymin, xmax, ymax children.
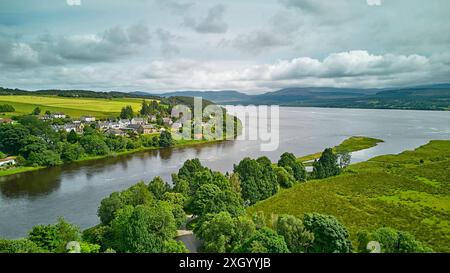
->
<box><xmin>0</xmin><ymin>115</ymin><xmax>173</xmax><ymax>168</ymax></box>
<box><xmin>0</xmin><ymin>104</ymin><xmax>15</xmax><ymax>113</ymax></box>
<box><xmin>233</xmin><ymin>152</ymin><xmax>306</xmax><ymax>205</ymax></box>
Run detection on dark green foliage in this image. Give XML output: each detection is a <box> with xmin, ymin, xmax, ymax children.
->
<box><xmin>0</xmin><ymin>104</ymin><xmax>15</xmax><ymax>112</ymax></box>
<box><xmin>148</xmin><ymin>176</ymin><xmax>170</xmax><ymax>200</ymax></box>
<box><xmin>275</xmin><ymin>214</ymin><xmax>314</xmax><ymax>253</ymax></box>
<box><xmin>32</xmin><ymin>107</ymin><xmax>41</xmax><ymax>115</ymax></box>
<box><xmin>27</xmin><ymin>218</ymin><xmax>81</xmax><ymax>253</ymax></box>
<box><xmin>0</xmin><ymin>239</ymin><xmax>44</xmax><ymax>253</ymax></box>
<box><xmin>97</xmin><ymin>182</ymin><xmax>155</xmax><ymax>225</ymax></box>
<box><xmin>140</xmin><ymin>100</ymin><xmax>151</xmax><ymax>116</ymax></box>
<box><xmin>110</xmin><ymin>204</ymin><xmax>182</xmax><ymax>253</ymax></box>
<box><xmin>27</xmin><ymin>149</ymin><xmax>62</xmax><ymax>166</ymax></box>
<box><xmin>119</xmin><ymin>105</ymin><xmax>134</xmax><ymax>119</ymax></box>
<box><xmin>195</xmin><ymin>212</ymin><xmax>256</xmax><ymax>253</ymax></box>
<box><xmin>67</xmin><ymin>130</ymin><xmax>79</xmax><ymax>144</ymax></box>
<box><xmin>357</xmin><ymin>227</ymin><xmax>433</xmax><ymax>253</ymax></box>
<box><xmin>303</xmin><ymin>213</ymin><xmax>352</xmax><ymax>253</ymax></box>
<box><xmin>274</xmin><ymin>166</ymin><xmax>296</xmax><ymax>188</ymax></box>
<box><xmin>237</xmin><ymin>227</ymin><xmax>289</xmax><ymax>253</ymax></box>
<box><xmin>233</xmin><ymin>157</ymin><xmax>278</xmax><ymax>204</ymax></box>
<box><xmin>312</xmin><ymin>148</ymin><xmax>341</xmax><ymax>179</ymax></box>
<box><xmin>278</xmin><ymin>152</ymin><xmax>307</xmax><ymax>181</ymax></box>
<box><xmin>80</xmin><ymin>134</ymin><xmax>110</xmax><ymax>156</ymax></box>
<box><xmin>0</xmin><ymin>123</ymin><xmax>30</xmax><ymax>154</ymax></box>
<box><xmin>159</xmin><ymin>130</ymin><xmax>173</xmax><ymax>147</ymax></box>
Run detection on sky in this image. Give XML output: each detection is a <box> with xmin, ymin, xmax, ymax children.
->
<box><xmin>0</xmin><ymin>0</ymin><xmax>449</xmax><ymax>93</ymax></box>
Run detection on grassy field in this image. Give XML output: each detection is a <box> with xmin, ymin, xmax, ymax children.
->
<box><xmin>297</xmin><ymin>136</ymin><xmax>383</xmax><ymax>163</ymax></box>
<box><xmin>249</xmin><ymin>140</ymin><xmax>450</xmax><ymax>252</ymax></box>
<box><xmin>0</xmin><ymin>95</ymin><xmax>149</xmax><ymax>118</ymax></box>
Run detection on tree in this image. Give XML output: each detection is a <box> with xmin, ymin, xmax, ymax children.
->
<box><xmin>0</xmin><ymin>239</ymin><xmax>43</xmax><ymax>253</ymax></box>
<box><xmin>275</xmin><ymin>215</ymin><xmax>314</xmax><ymax>253</ymax></box>
<box><xmin>277</xmin><ymin>152</ymin><xmax>307</xmax><ymax>181</ymax></box>
<box><xmin>303</xmin><ymin>213</ymin><xmax>352</xmax><ymax>253</ymax></box>
<box><xmin>119</xmin><ymin>105</ymin><xmax>134</xmax><ymax>120</ymax></box>
<box><xmin>312</xmin><ymin>148</ymin><xmax>341</xmax><ymax>179</ymax></box>
<box><xmin>110</xmin><ymin>204</ymin><xmax>179</xmax><ymax>253</ymax></box>
<box><xmin>233</xmin><ymin>157</ymin><xmax>278</xmax><ymax>204</ymax></box>
<box><xmin>98</xmin><ymin>182</ymin><xmax>155</xmax><ymax>225</ymax></box>
<box><xmin>140</xmin><ymin>100</ymin><xmax>151</xmax><ymax>116</ymax></box>
<box><xmin>274</xmin><ymin>166</ymin><xmax>296</xmax><ymax>188</ymax></box>
<box><xmin>188</xmin><ymin>183</ymin><xmax>222</xmax><ymax>216</ymax></box>
<box><xmin>178</xmin><ymin>158</ymin><xmax>208</xmax><ymax>182</ymax></box>
<box><xmin>80</xmin><ymin>134</ymin><xmax>110</xmax><ymax>156</ymax></box>
<box><xmin>237</xmin><ymin>227</ymin><xmax>289</xmax><ymax>253</ymax></box>
<box><xmin>61</xmin><ymin>143</ymin><xmax>84</xmax><ymax>163</ymax></box>
<box><xmin>0</xmin><ymin>123</ymin><xmax>30</xmax><ymax>154</ymax></box>
<box><xmin>32</xmin><ymin>107</ymin><xmax>41</xmax><ymax>115</ymax></box>
<box><xmin>28</xmin><ymin>150</ymin><xmax>62</xmax><ymax>166</ymax></box>
<box><xmin>195</xmin><ymin>212</ymin><xmax>255</xmax><ymax>253</ymax></box>
<box><xmin>159</xmin><ymin>131</ymin><xmax>173</xmax><ymax>147</ymax></box>
<box><xmin>148</xmin><ymin>176</ymin><xmax>170</xmax><ymax>200</ymax></box>
<box><xmin>338</xmin><ymin>151</ymin><xmax>351</xmax><ymax>169</ymax></box>
<box><xmin>67</xmin><ymin>130</ymin><xmax>79</xmax><ymax>144</ymax></box>
<box><xmin>27</xmin><ymin>218</ymin><xmax>81</xmax><ymax>253</ymax></box>
<box><xmin>0</xmin><ymin>104</ymin><xmax>15</xmax><ymax>113</ymax></box>
<box><xmin>356</xmin><ymin>227</ymin><xmax>433</xmax><ymax>253</ymax></box>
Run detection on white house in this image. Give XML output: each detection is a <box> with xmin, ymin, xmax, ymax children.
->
<box><xmin>81</xmin><ymin>116</ymin><xmax>96</xmax><ymax>123</ymax></box>
<box><xmin>51</xmin><ymin>112</ymin><xmax>66</xmax><ymax>119</ymax></box>
<box><xmin>131</xmin><ymin>117</ymin><xmax>145</xmax><ymax>125</ymax></box>
<box><xmin>0</xmin><ymin>157</ymin><xmax>16</xmax><ymax>168</ymax></box>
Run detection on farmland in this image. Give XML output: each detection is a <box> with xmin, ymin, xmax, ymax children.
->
<box><xmin>250</xmin><ymin>140</ymin><xmax>450</xmax><ymax>252</ymax></box>
<box><xmin>0</xmin><ymin>95</ymin><xmax>149</xmax><ymax>119</ymax></box>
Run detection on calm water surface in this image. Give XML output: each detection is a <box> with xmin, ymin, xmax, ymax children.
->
<box><xmin>0</xmin><ymin>107</ymin><xmax>449</xmax><ymax>238</ymax></box>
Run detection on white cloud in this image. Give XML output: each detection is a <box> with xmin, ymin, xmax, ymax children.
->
<box><xmin>184</xmin><ymin>4</ymin><xmax>228</xmax><ymax>33</ymax></box>
<box><xmin>366</xmin><ymin>0</ymin><xmax>382</xmax><ymax>6</ymax></box>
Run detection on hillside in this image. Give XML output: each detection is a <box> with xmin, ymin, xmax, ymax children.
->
<box><xmin>249</xmin><ymin>140</ymin><xmax>450</xmax><ymax>252</ymax></box>
<box><xmin>139</xmin><ymin>84</ymin><xmax>450</xmax><ymax>110</ymax></box>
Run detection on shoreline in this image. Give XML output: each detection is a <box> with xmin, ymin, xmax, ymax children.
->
<box><xmin>0</xmin><ymin>138</ymin><xmax>229</xmax><ymax>178</ymax></box>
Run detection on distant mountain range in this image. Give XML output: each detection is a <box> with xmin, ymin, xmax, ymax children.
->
<box><xmin>133</xmin><ymin>83</ymin><xmax>450</xmax><ymax>111</ymax></box>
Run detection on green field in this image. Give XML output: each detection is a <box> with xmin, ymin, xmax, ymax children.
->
<box><xmin>0</xmin><ymin>95</ymin><xmax>151</xmax><ymax>118</ymax></box>
<box><xmin>250</xmin><ymin>140</ymin><xmax>450</xmax><ymax>252</ymax></box>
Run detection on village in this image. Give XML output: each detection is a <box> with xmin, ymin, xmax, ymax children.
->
<box><xmin>39</xmin><ymin>113</ymin><xmax>184</xmax><ymax>136</ymax></box>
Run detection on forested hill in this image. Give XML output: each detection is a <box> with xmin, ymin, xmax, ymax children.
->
<box><xmin>141</xmin><ymin>84</ymin><xmax>450</xmax><ymax>111</ymax></box>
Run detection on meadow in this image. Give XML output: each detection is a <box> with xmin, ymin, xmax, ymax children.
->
<box><xmin>0</xmin><ymin>95</ymin><xmax>149</xmax><ymax>118</ymax></box>
<box><xmin>250</xmin><ymin>140</ymin><xmax>450</xmax><ymax>252</ymax></box>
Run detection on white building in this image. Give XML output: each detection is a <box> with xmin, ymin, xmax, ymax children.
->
<box><xmin>0</xmin><ymin>157</ymin><xmax>16</xmax><ymax>168</ymax></box>
<box><xmin>81</xmin><ymin>116</ymin><xmax>96</xmax><ymax>123</ymax></box>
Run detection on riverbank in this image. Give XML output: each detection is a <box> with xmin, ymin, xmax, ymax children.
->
<box><xmin>0</xmin><ymin>138</ymin><xmax>228</xmax><ymax>178</ymax></box>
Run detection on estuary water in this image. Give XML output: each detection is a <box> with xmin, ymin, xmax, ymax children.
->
<box><xmin>0</xmin><ymin>107</ymin><xmax>449</xmax><ymax>238</ymax></box>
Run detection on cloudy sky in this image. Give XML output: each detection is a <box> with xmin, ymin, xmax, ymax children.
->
<box><xmin>1</xmin><ymin>0</ymin><xmax>449</xmax><ymax>93</ymax></box>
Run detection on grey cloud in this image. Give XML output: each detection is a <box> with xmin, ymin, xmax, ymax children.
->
<box><xmin>0</xmin><ymin>23</ymin><xmax>151</xmax><ymax>68</ymax></box>
<box><xmin>184</xmin><ymin>4</ymin><xmax>228</xmax><ymax>34</ymax></box>
<box><xmin>156</xmin><ymin>0</ymin><xmax>194</xmax><ymax>15</ymax></box>
<box><xmin>155</xmin><ymin>28</ymin><xmax>180</xmax><ymax>57</ymax></box>
<box><xmin>230</xmin><ymin>30</ymin><xmax>291</xmax><ymax>54</ymax></box>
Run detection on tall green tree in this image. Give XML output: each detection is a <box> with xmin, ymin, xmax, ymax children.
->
<box><xmin>275</xmin><ymin>214</ymin><xmax>314</xmax><ymax>253</ymax></box>
<box><xmin>233</xmin><ymin>157</ymin><xmax>278</xmax><ymax>204</ymax></box>
<box><xmin>159</xmin><ymin>131</ymin><xmax>173</xmax><ymax>147</ymax></box>
<box><xmin>237</xmin><ymin>227</ymin><xmax>289</xmax><ymax>253</ymax></box>
<box><xmin>312</xmin><ymin>148</ymin><xmax>341</xmax><ymax>179</ymax></box>
<box><xmin>303</xmin><ymin>213</ymin><xmax>352</xmax><ymax>253</ymax></box>
<box><xmin>119</xmin><ymin>105</ymin><xmax>134</xmax><ymax>120</ymax></box>
<box><xmin>277</xmin><ymin>152</ymin><xmax>307</xmax><ymax>181</ymax></box>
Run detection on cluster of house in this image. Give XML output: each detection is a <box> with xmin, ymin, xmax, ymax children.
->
<box><xmin>46</xmin><ymin>113</ymin><xmax>183</xmax><ymax>137</ymax></box>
